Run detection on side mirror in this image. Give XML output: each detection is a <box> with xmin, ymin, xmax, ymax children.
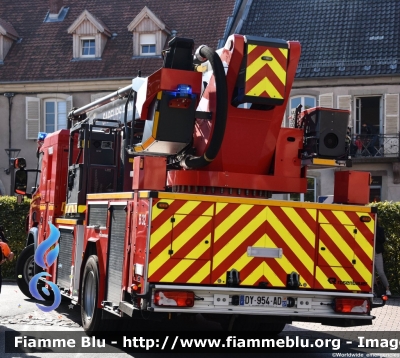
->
<box><xmin>14</xmin><ymin>169</ymin><xmax>28</xmax><ymax>195</ymax></box>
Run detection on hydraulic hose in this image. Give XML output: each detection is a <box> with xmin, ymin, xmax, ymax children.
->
<box><xmin>181</xmin><ymin>45</ymin><xmax>228</xmax><ymax>169</ymax></box>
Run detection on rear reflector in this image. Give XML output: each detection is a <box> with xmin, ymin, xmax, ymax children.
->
<box><xmin>334</xmin><ymin>298</ymin><xmax>370</xmax><ymax>314</ymax></box>
<box><xmin>154</xmin><ymin>291</ymin><xmax>194</xmax><ymax>307</ymax></box>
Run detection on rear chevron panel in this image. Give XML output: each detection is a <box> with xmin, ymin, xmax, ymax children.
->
<box><xmin>147</xmin><ymin>197</ymin><xmax>374</xmax><ymax>292</ymax></box>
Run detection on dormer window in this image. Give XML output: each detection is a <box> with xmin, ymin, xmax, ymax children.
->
<box><xmin>140</xmin><ymin>34</ymin><xmax>156</xmax><ymax>56</ymax></box>
<box><xmin>81</xmin><ymin>38</ymin><xmax>95</xmax><ymax>57</ymax></box>
<box><xmin>0</xmin><ymin>19</ymin><xmax>19</xmax><ymax>64</ymax></box>
<box><xmin>68</xmin><ymin>10</ymin><xmax>111</xmax><ymax>60</ymax></box>
<box><xmin>128</xmin><ymin>6</ymin><xmax>170</xmax><ymax>58</ymax></box>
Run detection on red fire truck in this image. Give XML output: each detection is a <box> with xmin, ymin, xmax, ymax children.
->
<box><xmin>14</xmin><ymin>34</ymin><xmax>386</xmax><ymax>334</ymax></box>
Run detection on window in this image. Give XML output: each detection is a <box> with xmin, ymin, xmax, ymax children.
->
<box><xmin>81</xmin><ymin>38</ymin><xmax>95</xmax><ymax>57</ymax></box>
<box><xmin>289</xmin><ymin>96</ymin><xmax>316</xmax><ymax>127</ymax></box>
<box><xmin>140</xmin><ymin>34</ymin><xmax>156</xmax><ymax>56</ymax></box>
<box><xmin>45</xmin><ymin>100</ymin><xmax>68</xmax><ymax>133</ymax></box>
<box><xmin>289</xmin><ymin>177</ymin><xmax>316</xmax><ymax>202</ymax></box>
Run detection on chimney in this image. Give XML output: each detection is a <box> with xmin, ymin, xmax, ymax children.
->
<box><xmin>49</xmin><ymin>0</ymin><xmax>64</xmax><ymax>19</ymax></box>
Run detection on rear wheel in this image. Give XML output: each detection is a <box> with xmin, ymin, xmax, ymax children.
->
<box><xmin>81</xmin><ymin>255</ymin><xmax>103</xmax><ymax>335</ymax></box>
<box><xmin>15</xmin><ymin>244</ymin><xmax>35</xmax><ymax>298</ymax></box>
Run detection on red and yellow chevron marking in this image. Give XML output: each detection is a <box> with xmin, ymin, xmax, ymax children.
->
<box><xmin>148</xmin><ymin>199</ymin><xmax>214</xmax><ymax>284</ymax></box>
<box><xmin>245</xmin><ymin>45</ymin><xmax>288</xmax><ymax>100</ymax></box>
<box><xmin>147</xmin><ymin>197</ymin><xmax>374</xmax><ymax>291</ymax></box>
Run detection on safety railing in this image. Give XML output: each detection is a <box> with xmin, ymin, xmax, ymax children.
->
<box><xmin>348</xmin><ymin>133</ymin><xmax>400</xmax><ymax>158</ymax></box>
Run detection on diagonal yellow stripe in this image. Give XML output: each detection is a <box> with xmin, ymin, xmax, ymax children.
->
<box><xmin>152</xmin><ymin>199</ymin><xmax>174</xmax><ymax>221</ymax></box>
<box><xmin>280</xmin><ymin>47</ymin><xmax>288</xmax><ymax>58</ymax></box>
<box><xmin>187</xmin><ymin>261</ymin><xmax>211</xmax><ymax>283</ymax></box>
<box><xmin>265</xmin><ymin>235</ymin><xmax>311</xmax><ymax>288</ymax></box>
<box><xmin>267</xmin><ymin>207</ymin><xmax>314</xmax><ymax>274</ymax></box>
<box><xmin>331</xmin><ymin>267</ymin><xmax>360</xmax><ymax>290</ymax></box>
<box><xmin>281</xmin><ymin>207</ymin><xmax>316</xmax><ymax>248</ymax></box>
<box><xmin>319</xmin><ymin>239</ymin><xmax>342</xmax><ymax>267</ymax></box>
<box><xmin>263</xmin><ymin>262</ymin><xmax>285</xmax><ymax>287</ymax></box>
<box><xmin>246</xmin><ymin>48</ymin><xmax>286</xmax><ymax>84</ymax></box>
<box><xmin>214</xmin><ymin>204</ymin><xmax>254</xmax><ymax>243</ymax></box>
<box><xmin>215</xmin><ymin>202</ymin><xmax>228</xmax><ymax>215</ymax></box>
<box><xmin>320</xmin><ymin>223</ymin><xmax>354</xmax><ymax>263</ymax></box>
<box><xmin>214</xmin><ymin>236</ymin><xmax>264</xmax><ymax>284</ymax></box>
<box><xmin>240</xmin><ymin>262</ymin><xmax>264</xmax><ymax>286</ymax></box>
<box><xmin>316</xmin><ymin>267</ymin><xmax>334</xmax><ymax>289</ymax></box>
<box><xmin>214</xmin><ymin>208</ymin><xmax>266</xmax><ymax>268</ymax></box>
<box><xmin>172</xmin><ymin>216</ymin><xmax>211</xmax><ymax>259</ymax></box>
<box><xmin>353</xmin><ymin>254</ymin><xmax>373</xmax><ymax>285</ymax></box>
<box><xmin>175</xmin><ymin>200</ymin><xmax>202</xmax><ymax>215</ymax></box>
<box><xmin>246</xmin><ymin>76</ymin><xmax>282</xmax><ymax>99</ymax></box>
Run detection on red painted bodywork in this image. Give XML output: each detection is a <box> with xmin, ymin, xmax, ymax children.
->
<box><xmin>167</xmin><ymin>34</ymin><xmax>305</xmax><ymax>193</ymax></box>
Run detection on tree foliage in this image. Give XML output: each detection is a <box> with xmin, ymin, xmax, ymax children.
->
<box><xmin>370</xmin><ymin>201</ymin><xmax>400</xmax><ymax>295</ymax></box>
<box><xmin>0</xmin><ymin>196</ymin><xmax>31</xmax><ymax>279</ymax></box>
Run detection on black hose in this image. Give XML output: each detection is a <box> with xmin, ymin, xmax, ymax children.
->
<box><xmin>182</xmin><ymin>46</ymin><xmax>228</xmax><ymax>169</ymax></box>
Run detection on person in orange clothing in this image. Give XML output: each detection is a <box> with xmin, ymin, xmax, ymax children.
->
<box><xmin>0</xmin><ymin>227</ymin><xmax>14</xmax><ymax>294</ymax></box>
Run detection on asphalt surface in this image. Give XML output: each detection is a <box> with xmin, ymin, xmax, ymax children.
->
<box><xmin>1</xmin><ymin>282</ymin><xmax>399</xmax><ymax>357</ymax></box>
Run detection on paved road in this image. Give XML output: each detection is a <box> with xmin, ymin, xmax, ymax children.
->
<box><xmin>1</xmin><ymin>282</ymin><xmax>399</xmax><ymax>357</ymax></box>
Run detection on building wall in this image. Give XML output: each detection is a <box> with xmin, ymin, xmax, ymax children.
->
<box><xmin>0</xmin><ymin>79</ymin><xmax>130</xmax><ymax>195</ymax></box>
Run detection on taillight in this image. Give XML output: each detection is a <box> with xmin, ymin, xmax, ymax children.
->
<box><xmin>154</xmin><ymin>291</ymin><xmax>194</xmax><ymax>307</ymax></box>
<box><xmin>334</xmin><ymin>298</ymin><xmax>371</xmax><ymax>314</ymax></box>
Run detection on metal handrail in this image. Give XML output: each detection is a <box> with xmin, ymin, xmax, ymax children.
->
<box><xmin>347</xmin><ymin>133</ymin><xmax>399</xmax><ymax>158</ymax></box>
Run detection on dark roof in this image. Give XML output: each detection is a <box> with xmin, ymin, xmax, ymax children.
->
<box><xmin>0</xmin><ymin>18</ymin><xmax>19</xmax><ymax>38</ymax></box>
<box><xmin>240</xmin><ymin>0</ymin><xmax>400</xmax><ymax>78</ymax></box>
<box><xmin>0</xmin><ymin>0</ymin><xmax>237</xmax><ymax>82</ymax></box>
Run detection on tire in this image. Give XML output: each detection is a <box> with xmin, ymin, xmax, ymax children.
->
<box><xmin>81</xmin><ymin>255</ymin><xmax>103</xmax><ymax>335</ymax></box>
<box><xmin>15</xmin><ymin>244</ymin><xmax>36</xmax><ymax>299</ymax></box>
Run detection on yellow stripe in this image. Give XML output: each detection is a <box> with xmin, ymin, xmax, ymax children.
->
<box><xmin>159</xmin><ymin>259</ymin><xmax>193</xmax><ymax>282</ymax></box>
<box><xmin>152</xmin><ymin>192</ymin><xmax>373</xmax><ymax>213</ymax></box>
<box><xmin>87</xmin><ymin>193</ymin><xmax>135</xmax><ymax>200</ymax></box>
<box><xmin>55</xmin><ymin>218</ymin><xmax>80</xmax><ymax>225</ymax></box>
<box><xmin>319</xmin><ymin>222</ymin><xmax>354</xmax><ymax>263</ymax></box>
<box><xmin>263</xmin><ymin>262</ymin><xmax>285</xmax><ymax>287</ymax></box>
<box><xmin>214</xmin><ymin>204</ymin><xmax>255</xmax><ymax>244</ymax></box>
<box><xmin>172</xmin><ymin>216</ymin><xmax>211</xmax><ymax>259</ymax></box>
<box><xmin>175</xmin><ymin>200</ymin><xmax>202</xmax><ymax>215</ymax></box>
<box><xmin>150</xmin><ymin>219</ymin><xmax>173</xmax><ymax>249</ymax></box>
<box><xmin>265</xmin><ymin>234</ymin><xmax>310</xmax><ymax>288</ymax></box>
<box><xmin>214</xmin><ymin>208</ymin><xmax>265</xmax><ymax>268</ymax></box>
<box><xmin>215</xmin><ymin>202</ymin><xmax>228</xmax><ymax>215</ymax></box>
<box><xmin>331</xmin><ymin>267</ymin><xmax>360</xmax><ymax>290</ymax></box>
<box><xmin>240</xmin><ymin>262</ymin><xmax>264</xmax><ymax>286</ymax></box>
<box><xmin>246</xmin><ymin>48</ymin><xmax>286</xmax><ymax>84</ymax></box>
<box><xmin>316</xmin><ymin>267</ymin><xmax>334</xmax><ymax>289</ymax></box>
<box><xmin>247</xmin><ymin>76</ymin><xmax>282</xmax><ymax>99</ymax></box>
<box><xmin>281</xmin><ymin>207</ymin><xmax>316</xmax><ymax>247</ymax></box>
<box><xmin>353</xmin><ymin>254</ymin><xmax>373</xmax><ymax>284</ymax></box>
<box><xmin>215</xmin><ymin>236</ymin><xmax>264</xmax><ymax>284</ymax></box>
<box><xmin>152</xmin><ymin>199</ymin><xmax>174</xmax><ymax>221</ymax></box>
<box><xmin>267</xmin><ymin>207</ymin><xmax>314</xmax><ymax>274</ymax></box>
<box><xmin>332</xmin><ymin>211</ymin><xmax>354</xmax><ymax>226</ymax></box>
<box><xmin>187</xmin><ymin>261</ymin><xmax>211</xmax><ymax>283</ymax></box>
<box><xmin>279</xmin><ymin>47</ymin><xmax>288</xmax><ymax>58</ymax></box>
<box><xmin>152</xmin><ymin>111</ymin><xmax>160</xmax><ymax>138</ymax></box>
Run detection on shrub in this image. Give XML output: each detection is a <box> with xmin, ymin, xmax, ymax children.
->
<box><xmin>370</xmin><ymin>201</ymin><xmax>400</xmax><ymax>295</ymax></box>
<box><xmin>0</xmin><ymin>196</ymin><xmax>31</xmax><ymax>279</ymax></box>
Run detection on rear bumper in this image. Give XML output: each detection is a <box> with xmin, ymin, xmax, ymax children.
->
<box><xmin>146</xmin><ymin>284</ymin><xmax>374</xmax><ymax>321</ymax></box>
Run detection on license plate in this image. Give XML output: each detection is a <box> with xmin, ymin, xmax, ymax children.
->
<box><xmin>239</xmin><ymin>295</ymin><xmax>285</xmax><ymax>306</ymax></box>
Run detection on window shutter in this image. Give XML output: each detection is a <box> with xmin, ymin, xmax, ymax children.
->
<box><xmin>384</xmin><ymin>94</ymin><xmax>399</xmax><ymax>156</ymax></box>
<box><xmin>318</xmin><ymin>93</ymin><xmax>333</xmax><ymax>108</ymax></box>
<box><xmin>140</xmin><ymin>33</ymin><xmax>156</xmax><ymax>44</ymax></box>
<box><xmin>26</xmin><ymin>97</ymin><xmax>40</xmax><ymax>140</ymax></box>
<box><xmin>337</xmin><ymin>95</ymin><xmax>352</xmax><ymax>126</ymax></box>
<box><xmin>66</xmin><ymin>95</ymin><xmax>73</xmax><ymax>115</ymax></box>
<box><xmin>384</xmin><ymin>94</ymin><xmax>399</xmax><ymax>134</ymax></box>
